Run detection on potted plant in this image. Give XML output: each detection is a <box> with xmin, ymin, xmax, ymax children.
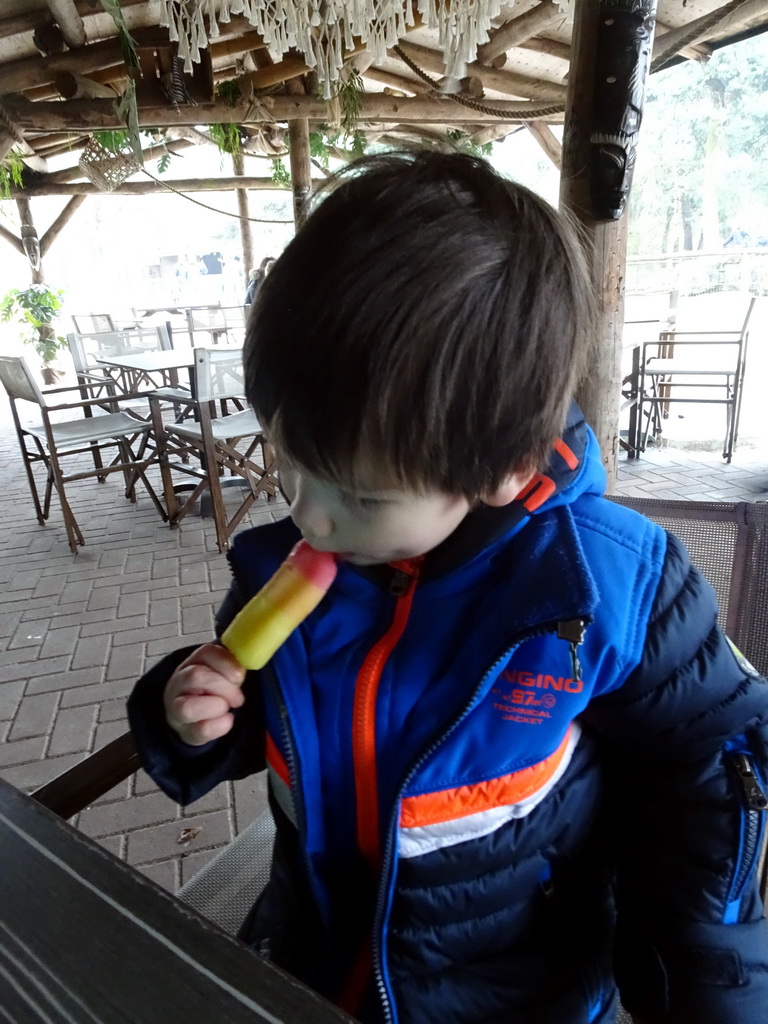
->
<box><xmin>1</xmin><ymin>284</ymin><xmax>67</xmax><ymax>384</ymax></box>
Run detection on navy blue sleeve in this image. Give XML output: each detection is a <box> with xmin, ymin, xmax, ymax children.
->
<box><xmin>126</xmin><ymin>580</ymin><xmax>267</xmax><ymax>806</ymax></box>
<box><xmin>584</xmin><ymin>534</ymin><xmax>768</xmax><ymax>1024</ymax></box>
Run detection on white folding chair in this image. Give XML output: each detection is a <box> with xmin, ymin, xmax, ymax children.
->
<box><xmin>150</xmin><ymin>347</ymin><xmax>278</xmax><ymax>552</ymax></box>
<box><xmin>0</xmin><ymin>355</ymin><xmax>166</xmax><ymax>552</ymax></box>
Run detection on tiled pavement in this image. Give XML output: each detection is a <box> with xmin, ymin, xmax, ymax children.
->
<box><xmin>0</xmin><ymin>390</ymin><xmax>766</xmax><ymax>894</ymax></box>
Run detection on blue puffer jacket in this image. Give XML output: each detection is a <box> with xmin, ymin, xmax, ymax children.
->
<box><xmin>128</xmin><ymin>409</ymin><xmax>768</xmax><ymax>1024</ymax></box>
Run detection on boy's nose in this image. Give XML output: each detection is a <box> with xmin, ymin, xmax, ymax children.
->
<box><xmin>290</xmin><ymin>496</ymin><xmax>334</xmax><ymax>541</ymax></box>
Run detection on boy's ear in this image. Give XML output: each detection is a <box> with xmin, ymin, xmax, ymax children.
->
<box><xmin>480</xmin><ymin>469</ymin><xmax>536</xmax><ymax>508</ymax></box>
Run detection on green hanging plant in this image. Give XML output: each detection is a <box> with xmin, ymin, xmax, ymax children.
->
<box><xmin>209</xmin><ymin>122</ymin><xmax>244</xmax><ymax>156</ymax></box>
<box><xmin>337</xmin><ymin>66</ymin><xmax>365</xmax><ymax>133</ymax></box>
<box><xmin>445</xmin><ymin>129</ymin><xmax>493</xmax><ymax>159</ymax></box>
<box><xmin>271</xmin><ymin>158</ymin><xmax>291</xmax><ymax>187</ymax></box>
<box><xmin>1</xmin><ymin>285</ymin><xmax>67</xmax><ymax>365</ymax></box>
<box><xmin>216</xmin><ymin>79</ymin><xmax>241</xmax><ymax>107</ymax></box>
<box><xmin>0</xmin><ymin>152</ymin><xmax>24</xmax><ymax>198</ymax></box>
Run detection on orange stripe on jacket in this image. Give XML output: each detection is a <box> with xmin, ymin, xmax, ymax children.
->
<box><xmin>266</xmin><ymin>732</ymin><xmax>291</xmax><ymax>788</ymax></box>
<box><xmin>400</xmin><ymin>727</ymin><xmax>572</xmax><ymax>829</ymax></box>
<box><xmin>352</xmin><ymin>560</ymin><xmax>422</xmax><ymax>870</ymax></box>
<box><xmin>554</xmin><ymin>438</ymin><xmax>579</xmax><ymax>470</ymax></box>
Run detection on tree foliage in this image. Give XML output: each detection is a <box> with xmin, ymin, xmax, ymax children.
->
<box><xmin>629</xmin><ymin>35</ymin><xmax>768</xmax><ymax>254</ymax></box>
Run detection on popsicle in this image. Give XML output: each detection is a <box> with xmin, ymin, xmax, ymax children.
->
<box><xmin>221</xmin><ymin>540</ymin><xmax>337</xmax><ymax>669</ymax></box>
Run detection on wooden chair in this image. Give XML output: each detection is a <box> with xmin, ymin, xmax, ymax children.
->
<box><xmin>635</xmin><ymin>297</ymin><xmax>757</xmax><ymax>462</ymax></box>
<box><xmin>150</xmin><ymin>347</ymin><xmax>278</xmax><ymax>552</ymax></box>
<box><xmin>29</xmin><ymin>496</ymin><xmax>768</xmax><ymax>941</ymax></box>
<box><xmin>0</xmin><ymin>355</ymin><xmax>166</xmax><ymax>552</ymax></box>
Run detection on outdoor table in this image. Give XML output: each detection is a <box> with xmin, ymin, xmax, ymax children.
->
<box><xmin>0</xmin><ymin>776</ymin><xmax>353</xmax><ymax>1024</ymax></box>
<box><xmin>95</xmin><ymin>349</ymin><xmax>196</xmax><ymax>394</ymax></box>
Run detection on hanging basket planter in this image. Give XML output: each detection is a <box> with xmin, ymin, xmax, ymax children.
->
<box><xmin>79</xmin><ymin>137</ymin><xmax>140</xmax><ymax>192</ymax></box>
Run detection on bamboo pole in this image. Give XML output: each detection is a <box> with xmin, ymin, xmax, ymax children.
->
<box><xmin>45</xmin><ymin>0</ymin><xmax>87</xmax><ymax>49</ymax></box>
<box><xmin>42</xmin><ymin>138</ymin><xmax>195</xmax><ymax>184</ymax></box>
<box><xmin>2</xmin><ymin>94</ymin><xmax>566</xmax><ymax>132</ymax></box>
<box><xmin>40</xmin><ymin>194</ymin><xmax>87</xmax><ymax>256</ymax></box>
<box><xmin>232</xmin><ymin>151</ymin><xmax>254</xmax><ymax>280</ymax></box>
<box><xmin>477</xmin><ymin>1</ymin><xmax>564</xmax><ymax>64</ymax></box>
<box><xmin>7</xmin><ymin>177</ymin><xmax>289</xmax><ymax>197</ymax></box>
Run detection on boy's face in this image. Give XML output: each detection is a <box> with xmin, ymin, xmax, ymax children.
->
<box><xmin>278</xmin><ymin>456</ymin><xmax>473</xmax><ymax>566</ymax></box>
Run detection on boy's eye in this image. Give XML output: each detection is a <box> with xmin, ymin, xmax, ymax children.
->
<box><xmin>339</xmin><ymin>492</ymin><xmax>384</xmax><ymax>511</ymax></box>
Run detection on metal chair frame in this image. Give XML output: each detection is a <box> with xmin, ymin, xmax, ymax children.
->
<box><xmin>635</xmin><ymin>297</ymin><xmax>756</xmax><ymax>462</ymax></box>
<box><xmin>150</xmin><ymin>347</ymin><xmax>278</xmax><ymax>552</ymax></box>
<box><xmin>0</xmin><ymin>355</ymin><xmax>167</xmax><ymax>553</ymax></box>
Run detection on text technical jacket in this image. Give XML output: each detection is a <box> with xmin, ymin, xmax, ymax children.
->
<box><xmin>129</xmin><ymin>408</ymin><xmax>768</xmax><ymax>1024</ymax></box>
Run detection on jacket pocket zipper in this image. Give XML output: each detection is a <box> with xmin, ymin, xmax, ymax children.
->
<box><xmin>726</xmin><ymin>752</ymin><xmax>768</xmax><ymax>916</ymax></box>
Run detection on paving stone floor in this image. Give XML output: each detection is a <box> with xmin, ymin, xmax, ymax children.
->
<box><xmin>0</xmin><ymin>390</ymin><xmax>766</xmax><ymax>893</ymax></box>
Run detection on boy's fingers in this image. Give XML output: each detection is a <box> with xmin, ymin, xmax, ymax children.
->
<box><xmin>169</xmin><ymin>692</ymin><xmax>232</xmax><ymax>726</ymax></box>
<box><xmin>171</xmin><ymin>664</ymin><xmax>246</xmax><ymax>706</ymax></box>
<box><xmin>175</xmin><ymin>712</ymin><xmax>235</xmax><ymax>746</ymax></box>
<box><xmin>178</xmin><ymin>643</ymin><xmax>246</xmax><ymax>686</ymax></box>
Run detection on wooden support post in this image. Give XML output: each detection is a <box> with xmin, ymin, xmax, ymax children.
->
<box><xmin>40</xmin><ymin>194</ymin><xmax>86</xmax><ymax>256</ymax></box>
<box><xmin>232</xmin><ymin>151</ymin><xmax>254</xmax><ymax>283</ymax></box>
<box><xmin>15</xmin><ymin>197</ymin><xmax>44</xmax><ymax>283</ymax></box>
<box><xmin>559</xmin><ymin>0</ymin><xmax>627</xmax><ymax>491</ymax></box>
<box><xmin>526</xmin><ymin>121</ymin><xmax>562</xmax><ymax>170</ymax></box>
<box><xmin>0</xmin><ymin>222</ymin><xmax>24</xmax><ymax>256</ymax></box>
<box><xmin>286</xmin><ymin>79</ymin><xmax>311</xmax><ymax>230</ymax></box>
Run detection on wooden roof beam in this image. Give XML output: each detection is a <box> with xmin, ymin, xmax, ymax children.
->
<box><xmin>652</xmin><ymin>0</ymin><xmax>768</xmax><ymax>69</ymax></box>
<box><xmin>362</xmin><ymin>67</ymin><xmax>429</xmax><ymax>95</ymax></box>
<box><xmin>518</xmin><ymin>37</ymin><xmax>571</xmax><ymax>63</ymax></box>
<box><xmin>43</xmin><ymin>138</ymin><xmax>196</xmax><ymax>184</ymax></box>
<box><xmin>477</xmin><ymin>1</ymin><xmax>565</xmax><ymax>65</ymax></box>
<box><xmin>7</xmin><ymin>177</ymin><xmax>289</xmax><ymax>198</ymax></box>
<box><xmin>2</xmin><ymin>94</ymin><xmax>566</xmax><ymax>131</ymax></box>
<box><xmin>45</xmin><ymin>0</ymin><xmax>87</xmax><ymax>49</ymax></box>
<box><xmin>656</xmin><ymin>20</ymin><xmax>711</xmax><ymax>62</ymax></box>
<box><xmin>393</xmin><ymin>41</ymin><xmax>567</xmax><ymax>101</ymax></box>
<box><xmin>0</xmin><ymin>0</ymin><xmax>146</xmax><ymax>39</ymax></box>
<box><xmin>2</xmin><ymin>37</ymin><xmax>126</xmax><ymax>93</ymax></box>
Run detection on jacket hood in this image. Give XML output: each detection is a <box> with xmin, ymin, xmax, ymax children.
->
<box><xmin>416</xmin><ymin>402</ymin><xmax>606</xmax><ymax>582</ymax></box>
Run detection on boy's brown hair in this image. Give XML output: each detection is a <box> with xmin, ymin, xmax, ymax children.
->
<box><xmin>244</xmin><ymin>150</ymin><xmax>593</xmax><ymax>499</ymax></box>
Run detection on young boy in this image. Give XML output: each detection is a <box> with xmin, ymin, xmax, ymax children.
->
<box><xmin>128</xmin><ymin>151</ymin><xmax>768</xmax><ymax>1024</ymax></box>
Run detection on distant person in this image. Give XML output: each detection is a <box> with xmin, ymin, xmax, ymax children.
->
<box><xmin>724</xmin><ymin>225</ymin><xmax>753</xmax><ymax>248</ymax></box>
<box><xmin>245</xmin><ymin>256</ymin><xmax>275</xmax><ymax>306</ymax></box>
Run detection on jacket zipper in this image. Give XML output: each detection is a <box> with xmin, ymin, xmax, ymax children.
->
<box><xmin>371</xmin><ymin>616</ymin><xmax>589</xmax><ymax>1024</ymax></box>
<box><xmin>726</xmin><ymin>751</ymin><xmax>768</xmax><ymax>914</ymax></box>
<box><xmin>263</xmin><ymin>662</ymin><xmax>333</xmax><ymax>933</ymax></box>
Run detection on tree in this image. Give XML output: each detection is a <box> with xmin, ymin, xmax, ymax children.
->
<box><xmin>629</xmin><ymin>34</ymin><xmax>768</xmax><ymax>255</ymax></box>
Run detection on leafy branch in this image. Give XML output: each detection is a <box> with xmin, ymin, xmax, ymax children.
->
<box><xmin>0</xmin><ymin>152</ymin><xmax>24</xmax><ymax>198</ymax></box>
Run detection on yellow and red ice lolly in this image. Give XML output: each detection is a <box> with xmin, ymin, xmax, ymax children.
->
<box><xmin>221</xmin><ymin>540</ymin><xmax>337</xmax><ymax>670</ymax></box>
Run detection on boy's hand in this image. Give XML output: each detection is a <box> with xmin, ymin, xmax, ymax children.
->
<box><xmin>163</xmin><ymin>644</ymin><xmax>246</xmax><ymax>746</ymax></box>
